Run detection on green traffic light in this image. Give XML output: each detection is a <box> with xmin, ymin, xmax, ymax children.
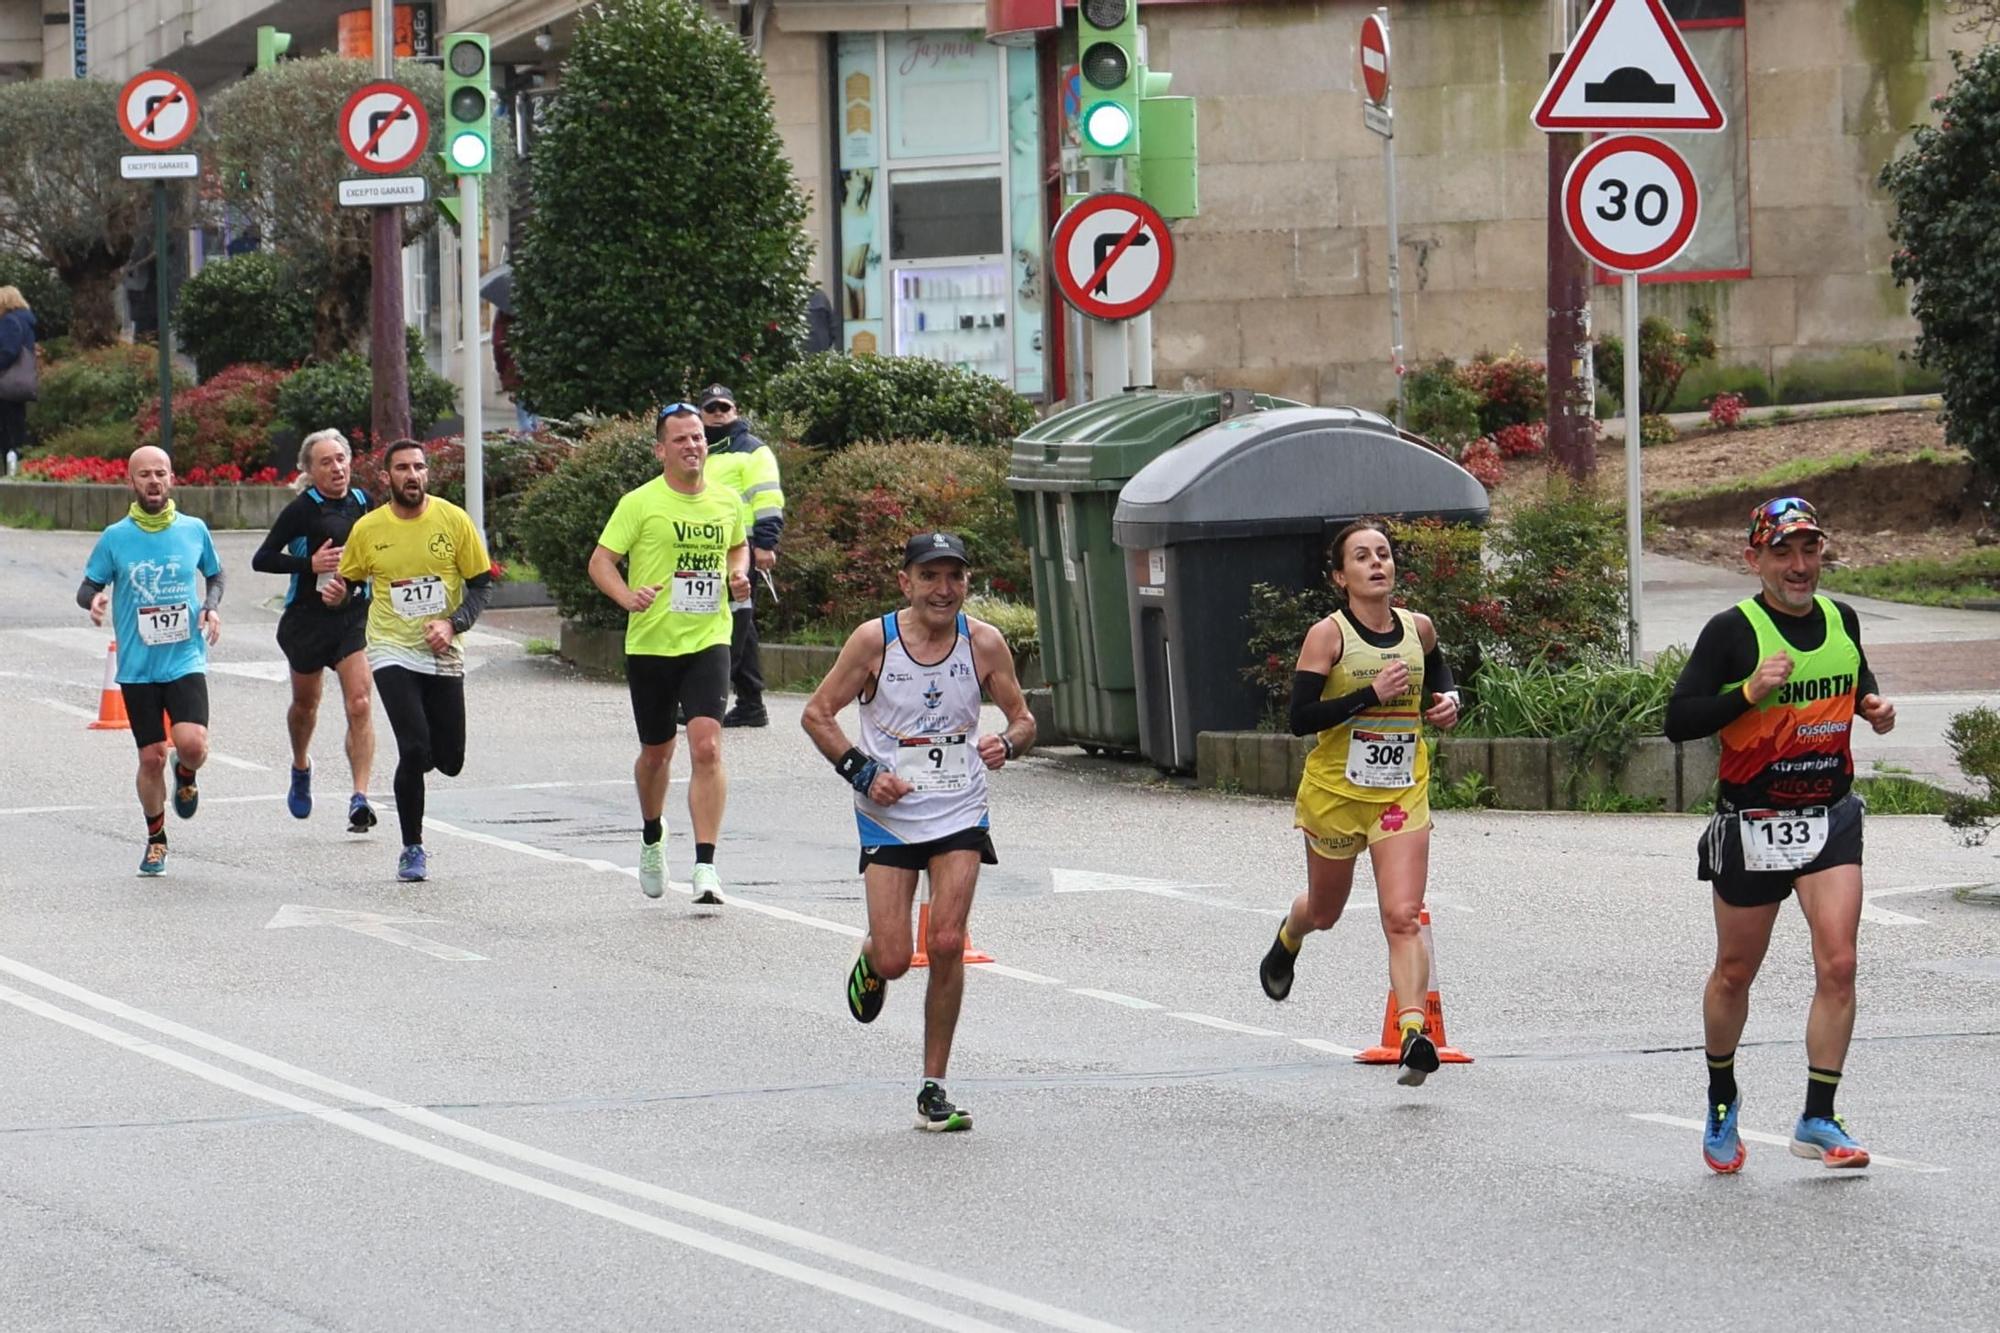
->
<box><xmin>449</xmin><ymin>130</ymin><xmax>490</xmax><ymax>171</ymax></box>
<box><xmin>1083</xmin><ymin>101</ymin><xmax>1134</xmax><ymax>151</ymax></box>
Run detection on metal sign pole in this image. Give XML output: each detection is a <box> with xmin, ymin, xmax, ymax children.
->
<box><xmin>460</xmin><ymin>172</ymin><xmax>484</xmax><ymax>539</ymax></box>
<box><xmin>1088</xmin><ymin>157</ymin><xmax>1128</xmax><ymax>401</ymax></box>
<box><xmin>1383</xmin><ymin>119</ymin><xmax>1405</xmax><ymax>429</ymax></box>
<box><xmin>1623</xmin><ymin>271</ymin><xmax>1643</xmax><ymax>664</ymax></box>
<box><xmin>153</xmin><ymin>179</ymin><xmax>173</xmax><ymax>461</ymax></box>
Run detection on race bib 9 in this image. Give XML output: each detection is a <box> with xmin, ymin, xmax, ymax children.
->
<box><xmin>137</xmin><ymin>604</ymin><xmax>190</xmax><ymax>646</ymax></box>
<box><xmin>894</xmin><ymin>733</ymin><xmax>971</xmax><ymax>793</ymax></box>
<box><xmin>1346</xmin><ymin>728</ymin><xmax>1415</xmax><ymax>788</ymax></box>
<box><xmin>390</xmin><ymin>574</ymin><xmax>446</xmax><ymax>620</ymax></box>
<box><xmin>671</xmin><ymin>570</ymin><xmax>721</xmax><ymax>614</ymax></box>
<box><xmin>1738</xmin><ymin>807</ymin><xmax>1829</xmax><ymax>873</ymax></box>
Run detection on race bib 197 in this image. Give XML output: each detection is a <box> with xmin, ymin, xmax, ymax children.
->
<box><xmin>894</xmin><ymin>733</ymin><xmax>971</xmax><ymax>793</ymax></box>
<box><xmin>1346</xmin><ymin>728</ymin><xmax>1416</xmax><ymax>788</ymax></box>
<box><xmin>137</xmin><ymin>604</ymin><xmax>190</xmax><ymax>646</ymax></box>
<box><xmin>671</xmin><ymin>570</ymin><xmax>721</xmax><ymax>614</ymax></box>
<box><xmin>389</xmin><ymin>574</ymin><xmax>446</xmax><ymax>620</ymax></box>
<box><xmin>1738</xmin><ymin>807</ymin><xmax>1829</xmax><ymax>873</ymax></box>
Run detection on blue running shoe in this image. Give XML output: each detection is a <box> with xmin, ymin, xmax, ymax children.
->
<box><xmin>169</xmin><ymin>750</ymin><xmax>198</xmax><ymax>820</ymax></box>
<box><xmin>287</xmin><ymin>764</ymin><xmax>312</xmax><ymax>819</ymax></box>
<box><xmin>347</xmin><ymin>794</ymin><xmax>377</xmax><ymax>834</ymax></box>
<box><xmin>138</xmin><ymin>841</ymin><xmax>168</xmax><ymax>877</ymax></box>
<box><xmin>1704</xmin><ymin>1099</ymin><xmax>1745</xmax><ymax>1173</ymax></box>
<box><xmin>397</xmin><ymin>845</ymin><xmax>428</xmax><ymax>882</ymax></box>
<box><xmin>1791</xmin><ymin>1114</ymin><xmax>1870</xmax><ymax>1169</ymax></box>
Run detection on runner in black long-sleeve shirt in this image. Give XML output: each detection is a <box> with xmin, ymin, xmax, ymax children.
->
<box><xmin>251</xmin><ymin>429</ymin><xmax>377</xmax><ymax>832</ymax></box>
<box><xmin>1666</xmin><ymin>496</ymin><xmax>1896</xmax><ymax>1176</ymax></box>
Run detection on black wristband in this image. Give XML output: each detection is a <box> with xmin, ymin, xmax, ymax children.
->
<box><xmin>834</xmin><ymin>747</ymin><xmax>870</xmax><ymax>781</ymax></box>
<box><xmin>1000</xmin><ymin>734</ymin><xmax>1016</xmax><ymax>760</ymax></box>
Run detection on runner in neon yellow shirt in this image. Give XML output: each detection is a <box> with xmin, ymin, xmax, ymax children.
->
<box><xmin>589</xmin><ymin>403</ymin><xmax>749</xmax><ymax>905</ymax></box>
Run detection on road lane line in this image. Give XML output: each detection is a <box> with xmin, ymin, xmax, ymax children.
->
<box><xmin>0</xmin><ymin>952</ymin><xmax>1125</xmax><ymax>1333</ymax></box>
<box><xmin>1168</xmin><ymin>1012</ymin><xmax>1285</xmax><ymax>1037</ymax></box>
<box><xmin>1627</xmin><ymin>1113</ymin><xmax>1945</xmax><ymax>1173</ymax></box>
<box><xmin>972</xmin><ymin>963</ymin><xmax>1064</xmax><ymax>984</ymax></box>
<box><xmin>0</xmin><ymin>981</ymin><xmax>1025</xmax><ymax>1332</ymax></box>
<box><xmin>31</xmin><ymin>697</ymin><xmax>268</xmax><ymax>769</ymax></box>
<box><xmin>1293</xmin><ymin>1038</ymin><xmax>1364</xmax><ymax>1058</ymax></box>
<box><xmin>1067</xmin><ymin>988</ymin><xmax>1162</xmax><ymax>1010</ymax></box>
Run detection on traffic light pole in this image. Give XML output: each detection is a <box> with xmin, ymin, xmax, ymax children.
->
<box><xmin>369</xmin><ymin>0</ymin><xmax>412</xmax><ymax>446</ymax></box>
<box><xmin>459</xmin><ymin>172</ymin><xmax>484</xmax><ymax>540</ymax></box>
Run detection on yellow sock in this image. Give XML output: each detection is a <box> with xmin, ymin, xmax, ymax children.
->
<box><xmin>1397</xmin><ymin>1008</ymin><xmax>1425</xmax><ymax>1038</ymax></box>
<box><xmin>1277</xmin><ymin>921</ymin><xmax>1301</xmax><ymax>954</ymax></box>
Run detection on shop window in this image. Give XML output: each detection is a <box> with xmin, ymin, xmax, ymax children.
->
<box><xmin>890</xmin><ymin>173</ymin><xmax>1004</xmax><ymax>261</ymax></box>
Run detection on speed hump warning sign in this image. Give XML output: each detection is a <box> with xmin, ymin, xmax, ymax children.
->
<box><xmin>1051</xmin><ymin>192</ymin><xmax>1176</xmax><ymax>323</ymax></box>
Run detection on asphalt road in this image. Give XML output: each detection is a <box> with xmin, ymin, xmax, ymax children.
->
<box><xmin>6</xmin><ymin>528</ymin><xmax>2000</xmax><ymax>1331</ymax></box>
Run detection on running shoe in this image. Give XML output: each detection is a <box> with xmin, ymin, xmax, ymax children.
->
<box><xmin>1396</xmin><ymin>1026</ymin><xmax>1440</xmax><ymax>1087</ymax></box>
<box><xmin>286</xmin><ymin>764</ymin><xmax>312</xmax><ymax>819</ymax></box>
<box><xmin>397</xmin><ymin>845</ymin><xmax>428</xmax><ymax>883</ymax></box>
<box><xmin>1791</xmin><ymin>1113</ymin><xmax>1870</xmax><ymax>1169</ymax></box>
<box><xmin>915</xmin><ymin>1080</ymin><xmax>972</xmax><ymax>1133</ymax></box>
<box><xmin>847</xmin><ymin>952</ymin><xmax>886</xmax><ymax>1023</ymax></box>
<box><xmin>690</xmin><ymin>863</ymin><xmax>723</xmax><ymax>908</ymax></box>
<box><xmin>138</xmin><ymin>841</ymin><xmax>168</xmax><ymax>877</ymax></box>
<box><xmin>1704</xmin><ymin>1099</ymin><xmax>1746</xmax><ymax>1174</ymax></box>
<box><xmin>639</xmin><ymin>840</ymin><xmax>666</xmax><ymax>899</ymax></box>
<box><xmin>169</xmin><ymin>750</ymin><xmax>198</xmax><ymax>820</ymax></box>
<box><xmin>1259</xmin><ymin>927</ymin><xmax>1296</xmax><ymax>1001</ymax></box>
<box><xmin>347</xmin><ymin>794</ymin><xmax>378</xmax><ymax>834</ymax></box>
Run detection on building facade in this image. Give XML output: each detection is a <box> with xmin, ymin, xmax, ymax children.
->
<box><xmin>5</xmin><ymin>0</ymin><xmax>1976</xmax><ymax>413</ymax></box>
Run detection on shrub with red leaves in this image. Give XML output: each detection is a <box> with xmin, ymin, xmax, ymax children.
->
<box><xmin>136</xmin><ymin>364</ymin><xmax>290</xmax><ymax>472</ymax></box>
<box><xmin>1458</xmin><ymin>437</ymin><xmax>1505</xmax><ymax>486</ymax></box>
<box><xmin>1706</xmin><ymin>391</ymin><xmax>1747</xmax><ymax>431</ymax></box>
<box><xmin>1493</xmin><ymin>421</ymin><xmax>1547</xmax><ymax>459</ymax></box>
<box><xmin>1458</xmin><ymin>353</ymin><xmax>1548</xmax><ymax>435</ymax></box>
<box><xmin>24</xmin><ymin>454</ymin><xmax>293</xmax><ymax>486</ymax></box>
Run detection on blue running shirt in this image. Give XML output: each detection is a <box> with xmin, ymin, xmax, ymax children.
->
<box><xmin>84</xmin><ymin>514</ymin><xmax>222</xmax><ymax>684</ymax></box>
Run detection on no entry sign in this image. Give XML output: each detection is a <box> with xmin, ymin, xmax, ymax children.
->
<box><xmin>1051</xmin><ymin>192</ymin><xmax>1176</xmax><ymax>322</ymax></box>
<box><xmin>339</xmin><ymin>81</ymin><xmax>430</xmax><ymax>175</ymax></box>
<box><xmin>1562</xmin><ymin>135</ymin><xmax>1698</xmax><ymax>274</ymax></box>
<box><xmin>1359</xmin><ymin>14</ymin><xmax>1390</xmax><ymax>106</ymax></box>
<box><xmin>118</xmin><ymin>71</ymin><xmax>198</xmax><ymax>151</ymax></box>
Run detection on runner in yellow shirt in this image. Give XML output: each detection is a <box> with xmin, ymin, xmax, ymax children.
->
<box><xmin>589</xmin><ymin>403</ymin><xmax>750</xmax><ymax>906</ymax></box>
<box><xmin>335</xmin><ymin>438</ymin><xmax>494</xmax><ymax>883</ymax></box>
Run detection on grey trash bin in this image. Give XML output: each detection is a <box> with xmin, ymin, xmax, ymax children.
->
<box><xmin>1111</xmin><ymin>406</ymin><xmax>1491</xmax><ymax>772</ymax></box>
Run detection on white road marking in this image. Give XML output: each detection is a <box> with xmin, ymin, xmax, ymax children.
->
<box><xmin>1863</xmin><ymin>882</ymin><xmax>1987</xmax><ymax>927</ymax></box>
<box><xmin>1067</xmin><ymin>988</ymin><xmax>1162</xmax><ymax>1010</ymax></box>
<box><xmin>0</xmin><ymin>954</ymin><xmax>1129</xmax><ymax>1333</ymax></box>
<box><xmin>971</xmin><ymin>962</ymin><xmax>1063</xmax><ymax>984</ymax></box>
<box><xmin>205</xmin><ymin>751</ymin><xmax>268</xmax><ymax>772</ymax></box>
<box><xmin>1627</xmin><ymin>1113</ymin><xmax>1945</xmax><ymax>1173</ymax></box>
<box><xmin>1051</xmin><ymin>868</ymin><xmax>1275</xmax><ymax>915</ymax></box>
<box><xmin>1293</xmin><ymin>1037</ymin><xmax>1364</xmax><ymax>1058</ymax></box>
<box><xmin>34</xmin><ymin>696</ymin><xmax>98</xmax><ymax>720</ymax></box>
<box><xmin>1168</xmin><ymin>1012</ymin><xmax>1285</xmax><ymax>1037</ymax></box>
<box><xmin>266</xmin><ymin>904</ymin><xmax>487</xmax><ymax>963</ymax></box>
<box><xmin>31</xmin><ymin>697</ymin><xmax>268</xmax><ymax>769</ymax></box>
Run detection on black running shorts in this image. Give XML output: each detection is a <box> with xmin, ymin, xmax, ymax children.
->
<box><xmin>1698</xmin><ymin>791</ymin><xmax>1865</xmax><ymax>907</ymax></box>
<box><xmin>626</xmin><ymin>645</ymin><xmax>730</xmax><ymax>746</ymax></box>
<box><xmin>277</xmin><ymin>607</ymin><xmax>367</xmax><ymax>676</ymax></box>
<box><xmin>120</xmin><ymin>674</ymin><xmax>210</xmax><ymax>750</ymax></box>
<box><xmin>859</xmin><ymin>825</ymin><xmax>998</xmax><ymax>875</ymax></box>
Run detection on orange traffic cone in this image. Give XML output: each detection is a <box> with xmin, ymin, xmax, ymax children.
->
<box><xmin>87</xmin><ymin>639</ymin><xmax>129</xmax><ymax>731</ymax></box>
<box><xmin>1356</xmin><ymin>907</ymin><xmax>1472</xmax><ymax>1065</ymax></box>
<box><xmin>909</xmin><ymin>896</ymin><xmax>994</xmax><ymax>968</ymax></box>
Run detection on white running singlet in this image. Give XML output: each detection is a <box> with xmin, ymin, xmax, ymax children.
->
<box><xmin>854</xmin><ymin>611</ymin><xmax>989</xmax><ymax>847</ymax></box>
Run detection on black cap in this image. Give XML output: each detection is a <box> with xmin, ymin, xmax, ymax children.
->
<box><xmin>699</xmin><ymin>383</ymin><xmax>735</xmax><ymax>408</ymax></box>
<box><xmin>903</xmin><ymin>532</ymin><xmax>969</xmax><ymax>567</ymax></box>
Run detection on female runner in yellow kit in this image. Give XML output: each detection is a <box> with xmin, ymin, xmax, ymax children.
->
<box><xmin>1257</xmin><ymin>519</ymin><xmax>1463</xmax><ymax>1084</ymax></box>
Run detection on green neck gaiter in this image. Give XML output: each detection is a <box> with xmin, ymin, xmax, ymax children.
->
<box><xmin>129</xmin><ymin>499</ymin><xmax>176</xmax><ymax>533</ymax></box>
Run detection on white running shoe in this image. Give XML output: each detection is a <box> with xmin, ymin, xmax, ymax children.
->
<box><xmin>638</xmin><ymin>840</ymin><xmax>665</xmax><ymax>899</ymax></box>
<box><xmin>690</xmin><ymin>863</ymin><xmax>723</xmax><ymax>911</ymax></box>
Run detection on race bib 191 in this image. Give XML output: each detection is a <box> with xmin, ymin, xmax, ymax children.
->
<box><xmin>389</xmin><ymin>574</ymin><xmax>446</xmax><ymax>620</ymax></box>
<box><xmin>136</xmin><ymin>604</ymin><xmax>190</xmax><ymax>646</ymax></box>
<box><xmin>1346</xmin><ymin>728</ymin><xmax>1416</xmax><ymax>788</ymax></box>
<box><xmin>671</xmin><ymin>570</ymin><xmax>721</xmax><ymax>614</ymax></box>
<box><xmin>894</xmin><ymin>733</ymin><xmax>971</xmax><ymax>793</ymax></box>
<box><xmin>1738</xmin><ymin>806</ymin><xmax>1829</xmax><ymax>873</ymax></box>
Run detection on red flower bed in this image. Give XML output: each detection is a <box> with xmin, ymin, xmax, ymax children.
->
<box><xmin>136</xmin><ymin>364</ymin><xmax>290</xmax><ymax>472</ymax></box>
<box><xmin>20</xmin><ymin>454</ymin><xmax>295</xmax><ymax>486</ymax></box>
<box><xmin>1457</xmin><ymin>437</ymin><xmax>1505</xmax><ymax>486</ymax></box>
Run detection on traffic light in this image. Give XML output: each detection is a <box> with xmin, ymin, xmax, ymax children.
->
<box><xmin>255</xmin><ymin>25</ymin><xmax>291</xmax><ymax>71</ymax></box>
<box><xmin>442</xmin><ymin>32</ymin><xmax>493</xmax><ymax>175</ymax></box>
<box><xmin>1139</xmin><ymin>77</ymin><xmax>1198</xmax><ymax>219</ymax></box>
<box><xmin>1077</xmin><ymin>0</ymin><xmax>1139</xmax><ymax>156</ymax></box>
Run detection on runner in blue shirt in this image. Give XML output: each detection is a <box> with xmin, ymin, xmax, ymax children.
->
<box><xmin>77</xmin><ymin>445</ymin><xmax>225</xmax><ymax>876</ymax></box>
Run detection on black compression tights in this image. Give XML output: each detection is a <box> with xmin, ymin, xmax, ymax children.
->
<box><xmin>372</xmin><ymin>666</ymin><xmax>466</xmax><ymax>847</ymax></box>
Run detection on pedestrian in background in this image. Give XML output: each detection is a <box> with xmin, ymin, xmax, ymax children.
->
<box><xmin>698</xmin><ymin>383</ymin><xmax>784</xmax><ymax>728</ymax></box>
<box><xmin>0</xmin><ymin>285</ymin><xmax>39</xmax><ymax>460</ymax></box>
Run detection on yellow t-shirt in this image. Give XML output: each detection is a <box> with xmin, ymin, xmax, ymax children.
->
<box><xmin>596</xmin><ymin>476</ymin><xmax>744</xmax><ymax>658</ymax></box>
<box><xmin>1301</xmin><ymin>607</ymin><xmax>1431</xmax><ymax>801</ymax></box>
<box><xmin>338</xmin><ymin>496</ymin><xmax>491</xmax><ymax>677</ymax></box>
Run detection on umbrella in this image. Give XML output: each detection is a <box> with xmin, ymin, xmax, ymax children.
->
<box><xmin>479</xmin><ymin>263</ymin><xmax>513</xmax><ymax>314</ymax></box>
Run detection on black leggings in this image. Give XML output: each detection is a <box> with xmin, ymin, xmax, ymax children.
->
<box><xmin>373</xmin><ymin>666</ymin><xmax>466</xmax><ymax>847</ymax></box>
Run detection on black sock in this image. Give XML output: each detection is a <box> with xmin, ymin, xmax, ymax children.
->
<box><xmin>1706</xmin><ymin>1051</ymin><xmax>1737</xmax><ymax>1107</ymax></box>
<box><xmin>1805</xmin><ymin>1066</ymin><xmax>1841</xmax><ymax>1119</ymax></box>
<box><xmin>695</xmin><ymin>842</ymin><xmax>715</xmax><ymax>865</ymax></box>
<box><xmin>642</xmin><ymin>817</ymin><xmax>663</xmax><ymax>845</ymax></box>
<box><xmin>393</xmin><ymin>763</ymin><xmax>425</xmax><ymax>848</ymax></box>
<box><xmin>146</xmin><ymin>811</ymin><xmax>166</xmax><ymax>844</ymax></box>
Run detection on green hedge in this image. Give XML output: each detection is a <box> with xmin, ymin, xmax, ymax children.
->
<box><xmin>515</xmin><ymin>418</ymin><xmax>662</xmax><ymax>629</ymax></box>
<box><xmin>759</xmin><ymin>353</ymin><xmax>1037</xmax><ymax>448</ymax></box>
<box><xmin>0</xmin><ymin>251</ymin><xmax>71</xmax><ymax>341</ymax></box>
<box><xmin>274</xmin><ymin>336</ymin><xmax>457</xmax><ymax>442</ymax></box>
<box><xmin>174</xmin><ymin>252</ymin><xmax>314</xmax><ymax>379</ymax></box>
<box><xmin>26</xmin><ymin>345</ymin><xmax>190</xmax><ymax>445</ymax></box>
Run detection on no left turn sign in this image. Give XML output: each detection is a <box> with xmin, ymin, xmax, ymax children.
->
<box><xmin>1051</xmin><ymin>192</ymin><xmax>1176</xmax><ymax>322</ymax></box>
<box><xmin>340</xmin><ymin>81</ymin><xmax>431</xmax><ymax>175</ymax></box>
<box><xmin>118</xmin><ymin>71</ymin><xmax>199</xmax><ymax>152</ymax></box>
<box><xmin>1561</xmin><ymin>134</ymin><xmax>1699</xmax><ymax>274</ymax></box>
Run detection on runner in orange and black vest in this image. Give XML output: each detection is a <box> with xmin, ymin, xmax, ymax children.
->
<box><xmin>1665</xmin><ymin>496</ymin><xmax>1896</xmax><ymax>1174</ymax></box>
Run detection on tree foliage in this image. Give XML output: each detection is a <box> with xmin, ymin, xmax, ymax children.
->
<box><xmin>0</xmin><ymin>81</ymin><xmax>164</xmax><ymax>346</ymax></box>
<box><xmin>173</xmin><ymin>252</ymin><xmax>315</xmax><ymax>378</ymax></box>
<box><xmin>205</xmin><ymin>56</ymin><xmax>512</xmax><ymax>361</ymax></box>
<box><xmin>0</xmin><ymin>250</ymin><xmax>73</xmax><ymax>341</ymax></box>
<box><xmin>1882</xmin><ymin>45</ymin><xmax>2000</xmax><ymax>485</ymax></box>
<box><xmin>513</xmin><ymin>0</ymin><xmax>813</xmax><ymax>418</ymax></box>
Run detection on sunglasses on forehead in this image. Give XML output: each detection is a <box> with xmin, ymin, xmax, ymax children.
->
<box><xmin>1757</xmin><ymin>496</ymin><xmax>1815</xmax><ymax>521</ymax></box>
<box><xmin>655</xmin><ymin>401</ymin><xmax>702</xmax><ymax>423</ymax></box>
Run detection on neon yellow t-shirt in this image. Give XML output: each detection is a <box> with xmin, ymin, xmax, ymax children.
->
<box><xmin>596</xmin><ymin>476</ymin><xmax>744</xmax><ymax>657</ymax></box>
<box><xmin>338</xmin><ymin>496</ymin><xmax>491</xmax><ymax>676</ymax></box>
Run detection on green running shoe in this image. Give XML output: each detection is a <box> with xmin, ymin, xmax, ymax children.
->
<box><xmin>638</xmin><ymin>841</ymin><xmax>665</xmax><ymax>899</ymax></box>
<box><xmin>915</xmin><ymin>1081</ymin><xmax>971</xmax><ymax>1132</ymax></box>
<box><xmin>847</xmin><ymin>952</ymin><xmax>886</xmax><ymax>1023</ymax></box>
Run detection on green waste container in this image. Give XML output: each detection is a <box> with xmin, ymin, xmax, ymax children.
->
<box><xmin>1006</xmin><ymin>390</ymin><xmax>1299</xmax><ymax>752</ymax></box>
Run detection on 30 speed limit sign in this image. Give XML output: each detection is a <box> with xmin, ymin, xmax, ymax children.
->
<box><xmin>1561</xmin><ymin>134</ymin><xmax>1699</xmax><ymax>274</ymax></box>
